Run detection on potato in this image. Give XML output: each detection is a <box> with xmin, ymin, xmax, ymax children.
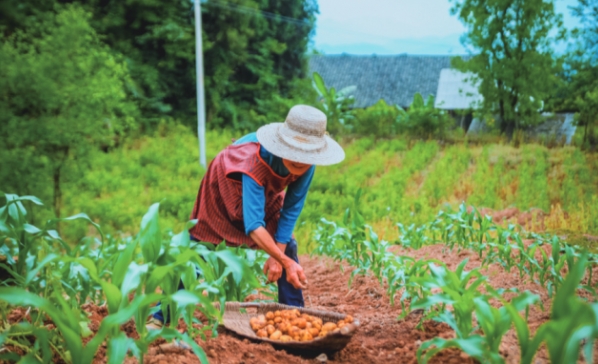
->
<box><xmin>301</xmin><ymin>331</ymin><xmax>313</xmax><ymax>341</ymax></box>
<box><xmin>322</xmin><ymin>322</ymin><xmax>337</xmax><ymax>332</ymax></box>
<box><xmin>270</xmin><ymin>330</ymin><xmax>282</xmax><ymax>340</ymax></box>
<box><xmin>251</xmin><ymin>310</ymin><xmax>351</xmax><ymax>342</ymax></box>
<box><xmin>296</xmin><ymin>318</ymin><xmax>307</xmax><ymax>329</ymax></box>
<box><xmin>288</xmin><ymin>326</ymin><xmax>301</xmax><ymax>336</ymax></box>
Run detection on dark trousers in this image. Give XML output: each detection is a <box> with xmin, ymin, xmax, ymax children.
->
<box><xmin>153</xmin><ymin>238</ymin><xmax>304</xmax><ymax>323</ymax></box>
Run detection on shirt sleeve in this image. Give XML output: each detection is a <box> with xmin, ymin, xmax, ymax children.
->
<box><xmin>274</xmin><ymin>166</ymin><xmax>316</xmax><ymax>244</ymax></box>
<box><xmin>242</xmin><ymin>173</ymin><xmax>266</xmax><ymax>235</ymax></box>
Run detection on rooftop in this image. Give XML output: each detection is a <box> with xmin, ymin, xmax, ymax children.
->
<box><xmin>308</xmin><ymin>54</ymin><xmax>458</xmax><ymax>108</ymax></box>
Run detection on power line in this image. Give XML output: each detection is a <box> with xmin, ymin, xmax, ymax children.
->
<box><xmin>200</xmin><ymin>0</ymin><xmax>311</xmax><ymax>28</ymax></box>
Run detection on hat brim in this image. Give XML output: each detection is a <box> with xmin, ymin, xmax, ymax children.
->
<box><xmin>256</xmin><ymin>123</ymin><xmax>345</xmax><ymax>166</ymax></box>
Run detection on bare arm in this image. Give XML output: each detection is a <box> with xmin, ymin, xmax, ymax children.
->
<box><xmin>249</xmin><ymin>226</ymin><xmax>307</xmax><ymax>289</ymax></box>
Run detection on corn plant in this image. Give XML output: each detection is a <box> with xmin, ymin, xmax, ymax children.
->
<box><xmin>396</xmin><ymin>223</ymin><xmax>430</xmax><ymax>249</ymax></box>
<box><xmin>410</xmin><ymin>259</ymin><xmax>487</xmax><ymax>338</ymax></box>
<box><xmin>0</xmin><ymin>195</ymin><xmax>269</xmax><ymax>363</ymax></box>
<box><xmin>416</xmin><ymin>290</ymin><xmax>539</xmax><ymax>364</ymax></box>
<box><xmin>506</xmin><ymin>253</ymin><xmax>598</xmax><ymax>364</ymax></box>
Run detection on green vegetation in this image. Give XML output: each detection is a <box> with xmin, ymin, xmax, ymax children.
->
<box><xmin>4</xmin><ymin>124</ymin><xmax>597</xmax><ymax>249</ymax></box>
<box><xmin>450</xmin><ymin>0</ymin><xmax>565</xmax><ymax>135</ymax></box>
<box><xmin>0</xmin><ymin>194</ymin><xmax>273</xmax><ymax>363</ymax></box>
<box><xmin>312</xmin><ymin>203</ymin><xmax>598</xmax><ymax>363</ymax></box>
<box><xmin>0</xmin><ymin>0</ymin><xmax>317</xmax><ymax>129</ymax></box>
<box><xmin>395</xmin><ymin>93</ymin><xmax>453</xmax><ymax>139</ymax></box>
<box><xmin>0</xmin><ymin>5</ymin><xmax>138</xmax><ymax>222</ymax></box>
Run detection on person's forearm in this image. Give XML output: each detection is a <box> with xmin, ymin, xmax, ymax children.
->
<box><xmin>250</xmin><ymin>227</ymin><xmax>293</xmax><ymax>267</ymax></box>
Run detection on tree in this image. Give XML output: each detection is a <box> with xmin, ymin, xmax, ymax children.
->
<box><xmin>0</xmin><ymin>5</ymin><xmax>138</xmax><ymax>224</ymax></box>
<box><xmin>0</xmin><ymin>0</ymin><xmax>318</xmax><ymax>130</ymax></box>
<box><xmin>201</xmin><ymin>0</ymin><xmax>318</xmax><ymax>129</ymax></box>
<box><xmin>450</xmin><ymin>0</ymin><xmax>565</xmax><ymax>136</ymax></box>
<box><xmin>569</xmin><ymin>0</ymin><xmax>598</xmax><ymax>147</ymax></box>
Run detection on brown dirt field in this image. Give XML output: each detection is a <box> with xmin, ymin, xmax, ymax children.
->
<box><xmin>3</xmin><ymin>244</ymin><xmax>598</xmax><ymax>364</ymax></box>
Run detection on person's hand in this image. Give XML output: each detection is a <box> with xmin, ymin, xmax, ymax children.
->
<box><xmin>282</xmin><ymin>259</ymin><xmax>308</xmax><ymax>290</ymax></box>
<box><xmin>263</xmin><ymin>257</ymin><xmax>283</xmax><ymax>283</ymax></box>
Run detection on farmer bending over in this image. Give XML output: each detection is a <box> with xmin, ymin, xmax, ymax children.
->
<box><xmin>147</xmin><ymin>105</ymin><xmax>344</xmax><ymax>329</ymax></box>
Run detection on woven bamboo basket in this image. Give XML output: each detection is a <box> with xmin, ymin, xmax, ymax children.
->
<box><xmin>221</xmin><ymin>302</ymin><xmax>360</xmax><ymax>351</ymax></box>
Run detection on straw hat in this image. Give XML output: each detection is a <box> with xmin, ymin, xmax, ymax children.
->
<box><xmin>256</xmin><ymin>105</ymin><xmax>345</xmax><ymax>166</ymax></box>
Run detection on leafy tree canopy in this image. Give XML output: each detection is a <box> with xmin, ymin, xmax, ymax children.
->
<box><xmin>0</xmin><ymin>0</ymin><xmax>318</xmax><ymax>130</ymax></box>
<box><xmin>0</xmin><ymin>4</ymin><xmax>139</xmax><ymax>219</ymax></box>
<box><xmin>450</xmin><ymin>0</ymin><xmax>565</xmax><ymax>135</ymax></box>
<box><xmin>567</xmin><ymin>0</ymin><xmax>598</xmax><ymax>147</ymax></box>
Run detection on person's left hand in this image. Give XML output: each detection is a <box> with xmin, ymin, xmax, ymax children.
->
<box><xmin>263</xmin><ymin>257</ymin><xmax>283</xmax><ymax>283</ymax></box>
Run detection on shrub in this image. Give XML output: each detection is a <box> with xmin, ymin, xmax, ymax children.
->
<box><xmin>396</xmin><ymin>93</ymin><xmax>453</xmax><ymax>139</ymax></box>
<box><xmin>352</xmin><ymin>100</ymin><xmax>401</xmax><ymax>137</ymax></box>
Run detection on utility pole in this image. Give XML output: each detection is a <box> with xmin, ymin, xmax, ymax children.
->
<box><xmin>195</xmin><ymin>0</ymin><xmax>207</xmax><ymax>169</ymax></box>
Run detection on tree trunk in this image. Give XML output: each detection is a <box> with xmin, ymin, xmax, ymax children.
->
<box><xmin>53</xmin><ymin>167</ymin><xmax>62</xmax><ymax>220</ymax></box>
<box><xmin>52</xmin><ymin>147</ymin><xmax>69</xmax><ymax>233</ymax></box>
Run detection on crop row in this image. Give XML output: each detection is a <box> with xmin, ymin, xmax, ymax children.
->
<box><xmin>0</xmin><ymin>194</ymin><xmax>272</xmax><ymax>363</ymax></box>
<box><xmin>312</xmin><ymin>200</ymin><xmax>598</xmax><ymax>363</ymax></box>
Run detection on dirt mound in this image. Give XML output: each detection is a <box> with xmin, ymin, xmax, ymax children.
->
<box><xmin>469</xmin><ymin>206</ymin><xmax>546</xmax><ymax>229</ymax></box>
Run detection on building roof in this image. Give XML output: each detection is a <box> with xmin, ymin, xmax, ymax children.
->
<box><xmin>434</xmin><ymin>68</ymin><xmax>483</xmax><ymax>110</ymax></box>
<box><xmin>308</xmin><ymin>54</ymin><xmax>453</xmax><ymax>108</ymax></box>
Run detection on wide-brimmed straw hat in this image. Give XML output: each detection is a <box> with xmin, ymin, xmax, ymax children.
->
<box><xmin>256</xmin><ymin>105</ymin><xmax>345</xmax><ymax>166</ymax></box>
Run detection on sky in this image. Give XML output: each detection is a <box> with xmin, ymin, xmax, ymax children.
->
<box><xmin>312</xmin><ymin>0</ymin><xmax>582</xmax><ymax>55</ymax></box>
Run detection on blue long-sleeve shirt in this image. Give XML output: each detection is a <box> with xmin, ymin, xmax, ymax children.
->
<box><xmin>233</xmin><ymin>133</ymin><xmax>315</xmax><ymax>244</ymax></box>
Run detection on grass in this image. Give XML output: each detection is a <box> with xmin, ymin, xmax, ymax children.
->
<box><xmin>11</xmin><ymin>122</ymin><xmax>597</xmax><ymax>253</ymax></box>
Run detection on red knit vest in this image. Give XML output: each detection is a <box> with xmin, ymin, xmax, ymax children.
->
<box><xmin>189</xmin><ymin>142</ymin><xmax>301</xmax><ymax>248</ymax></box>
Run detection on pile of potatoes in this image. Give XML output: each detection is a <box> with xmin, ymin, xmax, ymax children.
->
<box><xmin>249</xmin><ymin>309</ymin><xmax>354</xmax><ymax>342</ymax></box>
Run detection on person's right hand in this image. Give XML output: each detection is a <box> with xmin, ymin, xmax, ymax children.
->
<box><xmin>283</xmin><ymin>259</ymin><xmax>308</xmax><ymax>289</ymax></box>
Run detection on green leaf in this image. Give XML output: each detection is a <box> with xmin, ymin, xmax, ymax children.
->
<box><xmin>107</xmin><ymin>332</ymin><xmax>136</xmax><ymax>364</ymax></box>
<box><xmin>159</xmin><ymin>328</ymin><xmax>210</xmax><ymax>364</ymax></box>
<box><xmin>23</xmin><ymin>224</ymin><xmax>41</xmax><ymax>235</ymax></box>
<box><xmin>213</xmin><ymin>250</ymin><xmax>245</xmax><ymax>284</ymax></box>
<box><xmin>0</xmin><ymin>288</ymin><xmax>83</xmax><ymax>361</ymax></box>
<box><xmin>411</xmin><ymin>93</ymin><xmax>424</xmax><ymax>109</ymax></box>
<box><xmin>13</xmin><ymin>196</ymin><xmax>43</xmax><ymax>206</ymax></box>
<box><xmin>25</xmin><ymin>253</ymin><xmax>59</xmax><ymax>285</ymax></box>
<box><xmin>312</xmin><ymin>72</ymin><xmax>327</xmax><ymax>96</ymax></box>
<box><xmin>120</xmin><ymin>262</ymin><xmax>148</xmax><ymax>297</ymax></box>
<box><xmin>48</xmin><ymin>213</ymin><xmax>104</xmax><ymax>243</ymax></box>
<box><xmin>112</xmin><ymin>241</ymin><xmax>138</xmax><ymax>288</ymax></box>
<box><xmin>138</xmin><ymin>203</ymin><xmax>161</xmax><ymax>264</ymax></box>
<box><xmin>417</xmin><ymin>336</ymin><xmax>491</xmax><ymax>364</ymax></box>
<box><xmin>79</xmin><ymin>321</ymin><xmax>93</xmax><ymax>338</ymax></box>
<box><xmin>100</xmin><ymin>281</ymin><xmax>123</xmax><ymax>314</ymax></box>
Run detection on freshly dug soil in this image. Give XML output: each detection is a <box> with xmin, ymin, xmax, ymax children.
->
<box><xmin>3</xmin><ymin>244</ymin><xmax>598</xmax><ymax>364</ymax></box>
